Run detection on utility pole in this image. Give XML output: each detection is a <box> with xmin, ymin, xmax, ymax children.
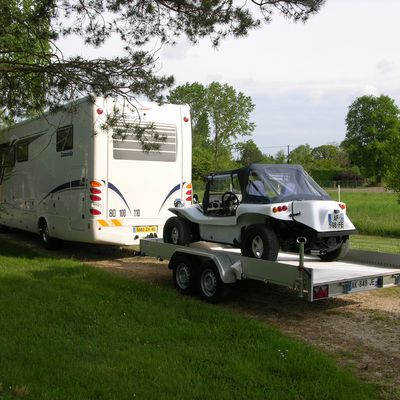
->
<box><xmin>287</xmin><ymin>145</ymin><xmax>290</xmax><ymax>163</ymax></box>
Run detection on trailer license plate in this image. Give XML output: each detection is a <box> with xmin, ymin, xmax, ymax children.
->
<box><xmin>133</xmin><ymin>226</ymin><xmax>158</xmax><ymax>234</ymax></box>
<box><xmin>350</xmin><ymin>278</ymin><xmax>379</xmax><ymax>292</ymax></box>
<box><xmin>328</xmin><ymin>212</ymin><xmax>344</xmax><ymax>229</ymax></box>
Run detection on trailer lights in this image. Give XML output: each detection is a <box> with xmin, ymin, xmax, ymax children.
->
<box><xmin>90</xmin><ymin>209</ymin><xmax>102</xmax><ymax>216</ymax></box>
<box><xmin>273</xmin><ymin>204</ymin><xmax>289</xmax><ymax>213</ymax></box>
<box><xmin>313</xmin><ymin>285</ymin><xmax>329</xmax><ymax>300</ymax></box>
<box><xmin>90</xmin><ymin>181</ymin><xmax>102</xmax><ymax>188</ymax></box>
<box><xmin>90</xmin><ymin>188</ymin><xmax>101</xmax><ymax>194</ymax></box>
<box><xmin>90</xmin><ymin>195</ymin><xmax>102</xmax><ymax>202</ymax></box>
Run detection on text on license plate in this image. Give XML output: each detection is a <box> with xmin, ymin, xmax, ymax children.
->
<box><xmin>133</xmin><ymin>226</ymin><xmax>158</xmax><ymax>234</ymax></box>
<box><xmin>328</xmin><ymin>212</ymin><xmax>344</xmax><ymax>229</ymax></box>
<box><xmin>351</xmin><ymin>278</ymin><xmax>379</xmax><ymax>291</ymax></box>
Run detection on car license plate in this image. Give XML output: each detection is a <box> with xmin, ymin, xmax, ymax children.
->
<box><xmin>133</xmin><ymin>226</ymin><xmax>158</xmax><ymax>234</ymax></box>
<box><xmin>328</xmin><ymin>212</ymin><xmax>344</xmax><ymax>229</ymax></box>
<box><xmin>350</xmin><ymin>278</ymin><xmax>379</xmax><ymax>292</ymax></box>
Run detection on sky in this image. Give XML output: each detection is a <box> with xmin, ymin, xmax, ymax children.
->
<box><xmin>61</xmin><ymin>0</ymin><xmax>400</xmax><ymax>155</ymax></box>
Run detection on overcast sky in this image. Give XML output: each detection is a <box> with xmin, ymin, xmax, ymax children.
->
<box><xmin>61</xmin><ymin>0</ymin><xmax>400</xmax><ymax>155</ymax></box>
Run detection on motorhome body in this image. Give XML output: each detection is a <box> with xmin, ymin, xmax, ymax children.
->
<box><xmin>0</xmin><ymin>97</ymin><xmax>192</xmax><ymax>246</ymax></box>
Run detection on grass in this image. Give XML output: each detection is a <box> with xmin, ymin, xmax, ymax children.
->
<box><xmin>350</xmin><ymin>234</ymin><xmax>400</xmax><ymax>254</ymax></box>
<box><xmin>0</xmin><ymin>240</ymin><xmax>377</xmax><ymax>400</ymax></box>
<box><xmin>327</xmin><ymin>190</ymin><xmax>400</xmax><ymax>237</ymax></box>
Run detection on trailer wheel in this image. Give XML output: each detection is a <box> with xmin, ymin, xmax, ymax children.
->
<box><xmin>319</xmin><ymin>239</ymin><xmax>349</xmax><ymax>262</ymax></box>
<box><xmin>241</xmin><ymin>224</ymin><xmax>279</xmax><ymax>261</ymax></box>
<box><xmin>163</xmin><ymin>217</ymin><xmax>191</xmax><ymax>246</ymax></box>
<box><xmin>171</xmin><ymin>255</ymin><xmax>197</xmax><ymax>295</ymax></box>
<box><xmin>198</xmin><ymin>261</ymin><xmax>228</xmax><ymax>303</ymax></box>
<box><xmin>39</xmin><ymin>219</ymin><xmax>58</xmax><ymax>250</ymax></box>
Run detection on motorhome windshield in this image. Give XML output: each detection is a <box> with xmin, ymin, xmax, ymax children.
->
<box><xmin>248</xmin><ymin>165</ymin><xmax>330</xmax><ymax>202</ymax></box>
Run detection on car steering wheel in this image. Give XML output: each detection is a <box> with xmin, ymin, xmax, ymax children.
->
<box><xmin>221</xmin><ymin>191</ymin><xmax>240</xmax><ymax>209</ymax></box>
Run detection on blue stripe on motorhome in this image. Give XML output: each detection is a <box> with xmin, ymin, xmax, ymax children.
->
<box><xmin>158</xmin><ymin>182</ymin><xmax>184</xmax><ymax>214</ymax></box>
<box><xmin>103</xmin><ymin>181</ymin><xmax>132</xmax><ymax>214</ymax></box>
<box><xmin>41</xmin><ymin>180</ymin><xmax>86</xmax><ymax>202</ymax></box>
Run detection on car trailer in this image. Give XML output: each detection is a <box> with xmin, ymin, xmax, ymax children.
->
<box><xmin>140</xmin><ymin>238</ymin><xmax>400</xmax><ymax>303</ymax></box>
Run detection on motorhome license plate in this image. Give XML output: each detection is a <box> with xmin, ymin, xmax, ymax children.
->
<box><xmin>350</xmin><ymin>278</ymin><xmax>379</xmax><ymax>292</ymax></box>
<box><xmin>133</xmin><ymin>226</ymin><xmax>158</xmax><ymax>234</ymax></box>
<box><xmin>328</xmin><ymin>212</ymin><xmax>344</xmax><ymax>229</ymax></box>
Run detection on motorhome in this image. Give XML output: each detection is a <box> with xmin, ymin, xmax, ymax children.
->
<box><xmin>0</xmin><ymin>97</ymin><xmax>192</xmax><ymax>248</ymax></box>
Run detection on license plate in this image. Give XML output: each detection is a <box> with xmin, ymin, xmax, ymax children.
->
<box><xmin>328</xmin><ymin>212</ymin><xmax>344</xmax><ymax>229</ymax></box>
<box><xmin>133</xmin><ymin>226</ymin><xmax>158</xmax><ymax>234</ymax></box>
<box><xmin>350</xmin><ymin>278</ymin><xmax>379</xmax><ymax>292</ymax></box>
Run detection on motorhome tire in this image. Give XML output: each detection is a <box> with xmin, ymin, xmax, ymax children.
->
<box><xmin>318</xmin><ymin>239</ymin><xmax>349</xmax><ymax>262</ymax></box>
<box><xmin>198</xmin><ymin>261</ymin><xmax>228</xmax><ymax>303</ymax></box>
<box><xmin>241</xmin><ymin>224</ymin><xmax>279</xmax><ymax>261</ymax></box>
<box><xmin>163</xmin><ymin>217</ymin><xmax>191</xmax><ymax>246</ymax></box>
<box><xmin>171</xmin><ymin>255</ymin><xmax>197</xmax><ymax>295</ymax></box>
<box><xmin>39</xmin><ymin>220</ymin><xmax>58</xmax><ymax>250</ymax></box>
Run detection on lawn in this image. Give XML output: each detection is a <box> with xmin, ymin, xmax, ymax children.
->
<box><xmin>0</xmin><ymin>240</ymin><xmax>376</xmax><ymax>400</ymax></box>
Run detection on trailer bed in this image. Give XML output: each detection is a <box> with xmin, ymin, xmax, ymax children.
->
<box><xmin>140</xmin><ymin>239</ymin><xmax>400</xmax><ymax>302</ymax></box>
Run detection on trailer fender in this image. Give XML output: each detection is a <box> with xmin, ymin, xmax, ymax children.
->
<box><xmin>168</xmin><ymin>250</ymin><xmax>239</xmax><ymax>284</ymax></box>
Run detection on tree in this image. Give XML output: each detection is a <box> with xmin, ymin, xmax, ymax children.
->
<box><xmin>236</xmin><ymin>139</ymin><xmax>273</xmax><ymax>166</ymax></box>
<box><xmin>1</xmin><ymin>0</ymin><xmax>325</xmax><ymax>122</ymax></box>
<box><xmin>168</xmin><ymin>82</ymin><xmax>255</xmax><ymax>172</ymax></box>
<box><xmin>384</xmin><ymin>134</ymin><xmax>400</xmax><ymax>201</ymax></box>
<box><xmin>343</xmin><ymin>95</ymin><xmax>400</xmax><ymax>184</ymax></box>
<box><xmin>289</xmin><ymin>144</ymin><xmax>313</xmax><ymax>170</ymax></box>
<box><xmin>311</xmin><ymin>144</ymin><xmax>350</xmax><ymax>169</ymax></box>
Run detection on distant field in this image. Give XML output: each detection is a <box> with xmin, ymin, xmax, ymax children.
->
<box><xmin>327</xmin><ymin>190</ymin><xmax>400</xmax><ymax>237</ymax></box>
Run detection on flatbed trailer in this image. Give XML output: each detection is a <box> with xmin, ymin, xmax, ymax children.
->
<box><xmin>140</xmin><ymin>238</ymin><xmax>400</xmax><ymax>303</ymax></box>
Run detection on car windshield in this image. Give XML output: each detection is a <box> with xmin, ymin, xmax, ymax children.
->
<box><xmin>247</xmin><ymin>165</ymin><xmax>330</xmax><ymax>203</ymax></box>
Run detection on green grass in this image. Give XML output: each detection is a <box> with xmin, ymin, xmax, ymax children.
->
<box><xmin>0</xmin><ymin>240</ymin><xmax>376</xmax><ymax>400</ymax></box>
<box><xmin>350</xmin><ymin>234</ymin><xmax>400</xmax><ymax>254</ymax></box>
<box><xmin>327</xmin><ymin>190</ymin><xmax>400</xmax><ymax>237</ymax></box>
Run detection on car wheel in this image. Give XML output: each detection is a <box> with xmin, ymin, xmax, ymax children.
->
<box><xmin>318</xmin><ymin>239</ymin><xmax>349</xmax><ymax>262</ymax></box>
<box><xmin>39</xmin><ymin>220</ymin><xmax>58</xmax><ymax>250</ymax></box>
<box><xmin>241</xmin><ymin>224</ymin><xmax>280</xmax><ymax>261</ymax></box>
<box><xmin>198</xmin><ymin>261</ymin><xmax>229</xmax><ymax>303</ymax></box>
<box><xmin>0</xmin><ymin>225</ymin><xmax>10</xmax><ymax>233</ymax></box>
<box><xmin>171</xmin><ymin>255</ymin><xmax>197</xmax><ymax>295</ymax></box>
<box><xmin>163</xmin><ymin>217</ymin><xmax>191</xmax><ymax>246</ymax></box>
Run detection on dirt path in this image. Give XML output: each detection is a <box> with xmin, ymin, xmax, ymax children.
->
<box><xmin>3</xmin><ymin>231</ymin><xmax>400</xmax><ymax>399</ymax></box>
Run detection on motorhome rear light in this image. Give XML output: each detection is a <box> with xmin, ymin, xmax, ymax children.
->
<box><xmin>186</xmin><ymin>196</ymin><xmax>192</xmax><ymax>202</ymax></box>
<box><xmin>186</xmin><ymin>183</ymin><xmax>192</xmax><ymax>189</ymax></box>
<box><xmin>90</xmin><ymin>188</ymin><xmax>101</xmax><ymax>194</ymax></box>
<box><xmin>96</xmin><ymin>108</ymin><xmax>104</xmax><ymax>115</ymax></box>
<box><xmin>90</xmin><ymin>181</ymin><xmax>102</xmax><ymax>188</ymax></box>
<box><xmin>313</xmin><ymin>285</ymin><xmax>329</xmax><ymax>300</ymax></box>
<box><xmin>339</xmin><ymin>203</ymin><xmax>346</xmax><ymax>210</ymax></box>
<box><xmin>183</xmin><ymin>117</ymin><xmax>189</xmax><ymax>122</ymax></box>
<box><xmin>90</xmin><ymin>195</ymin><xmax>102</xmax><ymax>202</ymax></box>
<box><xmin>90</xmin><ymin>209</ymin><xmax>102</xmax><ymax>216</ymax></box>
<box><xmin>186</xmin><ymin>190</ymin><xmax>192</xmax><ymax>196</ymax></box>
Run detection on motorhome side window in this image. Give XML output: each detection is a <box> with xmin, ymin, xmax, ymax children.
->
<box><xmin>113</xmin><ymin>123</ymin><xmax>177</xmax><ymax>162</ymax></box>
<box><xmin>0</xmin><ymin>144</ymin><xmax>15</xmax><ymax>167</ymax></box>
<box><xmin>16</xmin><ymin>142</ymin><xmax>29</xmax><ymax>162</ymax></box>
<box><xmin>56</xmin><ymin>125</ymin><xmax>73</xmax><ymax>152</ymax></box>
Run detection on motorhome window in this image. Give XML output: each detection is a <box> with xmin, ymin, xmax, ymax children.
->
<box><xmin>0</xmin><ymin>145</ymin><xmax>15</xmax><ymax>167</ymax></box>
<box><xmin>113</xmin><ymin>122</ymin><xmax>177</xmax><ymax>162</ymax></box>
<box><xmin>17</xmin><ymin>142</ymin><xmax>29</xmax><ymax>162</ymax></box>
<box><xmin>56</xmin><ymin>125</ymin><xmax>73</xmax><ymax>152</ymax></box>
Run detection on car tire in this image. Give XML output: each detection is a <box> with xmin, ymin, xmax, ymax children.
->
<box><xmin>163</xmin><ymin>216</ymin><xmax>191</xmax><ymax>246</ymax></box>
<box><xmin>197</xmin><ymin>261</ymin><xmax>229</xmax><ymax>303</ymax></box>
<box><xmin>171</xmin><ymin>255</ymin><xmax>197</xmax><ymax>295</ymax></box>
<box><xmin>318</xmin><ymin>239</ymin><xmax>349</xmax><ymax>262</ymax></box>
<box><xmin>0</xmin><ymin>225</ymin><xmax>10</xmax><ymax>233</ymax></box>
<box><xmin>39</xmin><ymin>219</ymin><xmax>58</xmax><ymax>250</ymax></box>
<box><xmin>241</xmin><ymin>224</ymin><xmax>280</xmax><ymax>261</ymax></box>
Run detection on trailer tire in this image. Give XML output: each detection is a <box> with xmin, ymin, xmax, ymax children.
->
<box><xmin>198</xmin><ymin>261</ymin><xmax>229</xmax><ymax>303</ymax></box>
<box><xmin>319</xmin><ymin>239</ymin><xmax>349</xmax><ymax>262</ymax></box>
<box><xmin>163</xmin><ymin>217</ymin><xmax>191</xmax><ymax>246</ymax></box>
<box><xmin>39</xmin><ymin>219</ymin><xmax>58</xmax><ymax>250</ymax></box>
<box><xmin>171</xmin><ymin>255</ymin><xmax>197</xmax><ymax>295</ymax></box>
<box><xmin>241</xmin><ymin>224</ymin><xmax>279</xmax><ymax>261</ymax></box>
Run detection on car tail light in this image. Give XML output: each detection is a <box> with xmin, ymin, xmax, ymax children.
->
<box><xmin>90</xmin><ymin>209</ymin><xmax>102</xmax><ymax>216</ymax></box>
<box><xmin>273</xmin><ymin>204</ymin><xmax>289</xmax><ymax>213</ymax></box>
<box><xmin>339</xmin><ymin>203</ymin><xmax>346</xmax><ymax>210</ymax></box>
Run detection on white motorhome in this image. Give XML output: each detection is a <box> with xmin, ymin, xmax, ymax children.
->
<box><xmin>0</xmin><ymin>97</ymin><xmax>192</xmax><ymax>247</ymax></box>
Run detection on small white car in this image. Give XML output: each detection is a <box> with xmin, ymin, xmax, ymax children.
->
<box><xmin>163</xmin><ymin>164</ymin><xmax>357</xmax><ymax>261</ymax></box>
